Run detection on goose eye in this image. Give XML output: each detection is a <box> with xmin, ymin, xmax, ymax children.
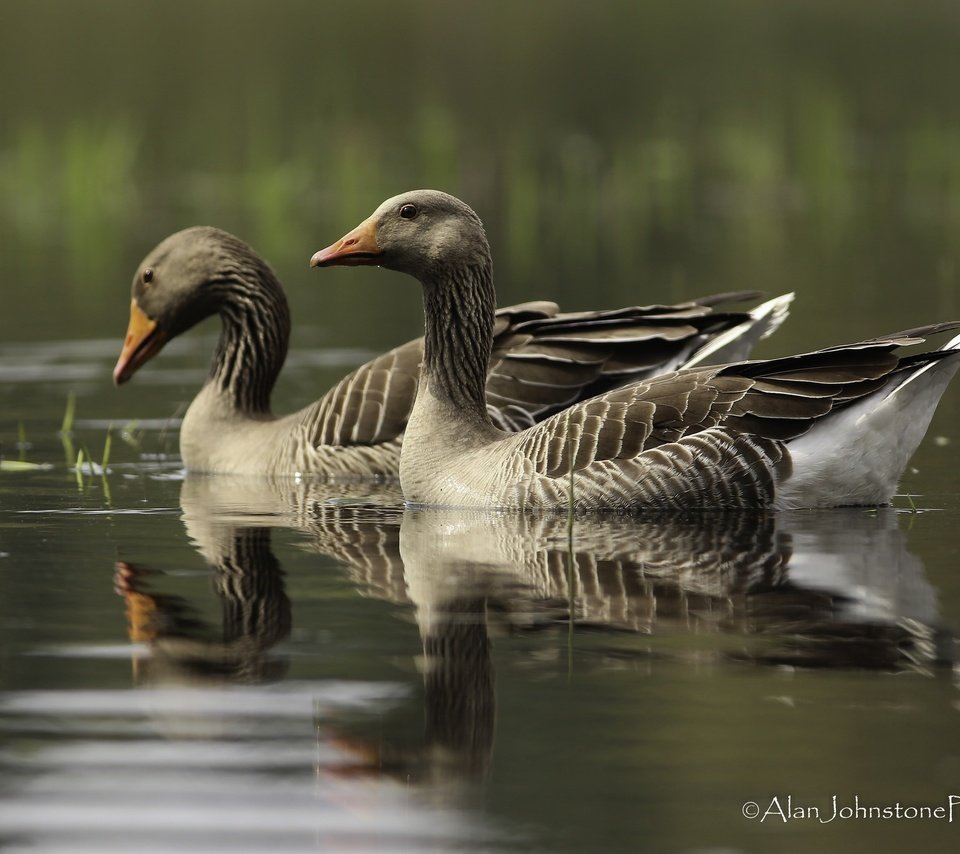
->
<box><xmin>142</xmin><ymin>268</ymin><xmax>154</xmax><ymax>285</ymax></box>
<box><xmin>399</xmin><ymin>203</ymin><xmax>418</xmax><ymax>220</ymax></box>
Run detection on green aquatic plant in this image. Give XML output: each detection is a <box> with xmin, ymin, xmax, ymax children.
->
<box><xmin>101</xmin><ymin>424</ymin><xmax>113</xmax><ymax>471</ymax></box>
<box><xmin>902</xmin><ymin>493</ymin><xmax>920</xmax><ymax>514</ymax></box>
<box><xmin>59</xmin><ymin>393</ymin><xmax>77</xmax><ymax>466</ymax></box>
<box><xmin>60</xmin><ymin>392</ymin><xmax>76</xmax><ymax>436</ymax></box>
<box><xmin>0</xmin><ymin>429</ymin><xmax>49</xmax><ymax>472</ymax></box>
<box><xmin>65</xmin><ymin>429</ymin><xmax>115</xmax><ymax>503</ymax></box>
<box><xmin>0</xmin><ymin>458</ymin><xmax>47</xmax><ymax>472</ymax></box>
<box><xmin>74</xmin><ymin>448</ymin><xmax>85</xmax><ymax>490</ymax></box>
<box><xmin>53</xmin><ymin>397</ymin><xmax>116</xmax><ymax>494</ymax></box>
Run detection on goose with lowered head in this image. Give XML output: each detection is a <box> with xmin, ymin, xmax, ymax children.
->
<box><xmin>311</xmin><ymin>189</ymin><xmax>960</xmax><ymax>510</ymax></box>
<box><xmin>113</xmin><ymin>226</ymin><xmax>789</xmax><ymax>476</ymax></box>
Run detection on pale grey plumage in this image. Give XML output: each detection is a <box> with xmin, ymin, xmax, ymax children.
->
<box><xmin>315</xmin><ymin>190</ymin><xmax>960</xmax><ymax>510</ymax></box>
<box><xmin>117</xmin><ymin>226</ymin><xmax>788</xmax><ymax>476</ymax></box>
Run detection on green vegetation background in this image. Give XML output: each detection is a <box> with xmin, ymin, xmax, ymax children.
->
<box><xmin>2</xmin><ymin>0</ymin><xmax>959</xmax><ymax>357</ymax></box>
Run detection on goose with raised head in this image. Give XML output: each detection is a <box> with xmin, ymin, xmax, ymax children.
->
<box><xmin>311</xmin><ymin>189</ymin><xmax>960</xmax><ymax>510</ymax></box>
<box><xmin>114</xmin><ymin>226</ymin><xmax>790</xmax><ymax>476</ymax></box>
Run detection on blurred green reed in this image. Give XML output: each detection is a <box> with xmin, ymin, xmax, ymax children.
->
<box><xmin>1</xmin><ymin>122</ymin><xmax>140</xmax><ymax>275</ymax></box>
<box><xmin>2</xmin><ymin>0</ymin><xmax>960</xmax><ymax>349</ymax></box>
<box><xmin>3</xmin><ymin>106</ymin><xmax>958</xmax><ymax>285</ymax></box>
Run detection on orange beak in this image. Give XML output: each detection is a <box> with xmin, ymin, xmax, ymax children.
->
<box><xmin>310</xmin><ymin>216</ymin><xmax>382</xmax><ymax>268</ymax></box>
<box><xmin>113</xmin><ymin>300</ymin><xmax>167</xmax><ymax>385</ymax></box>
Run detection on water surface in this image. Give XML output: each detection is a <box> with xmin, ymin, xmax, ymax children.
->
<box><xmin>2</xmin><ymin>340</ymin><xmax>959</xmax><ymax>853</ymax></box>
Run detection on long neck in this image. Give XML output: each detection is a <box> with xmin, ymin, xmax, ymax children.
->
<box><xmin>208</xmin><ymin>263</ymin><xmax>290</xmax><ymax>416</ymax></box>
<box><xmin>420</xmin><ymin>260</ymin><xmax>496</xmax><ymax>425</ymax></box>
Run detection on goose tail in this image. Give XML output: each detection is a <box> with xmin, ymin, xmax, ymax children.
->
<box><xmin>778</xmin><ymin>330</ymin><xmax>960</xmax><ymax>509</ymax></box>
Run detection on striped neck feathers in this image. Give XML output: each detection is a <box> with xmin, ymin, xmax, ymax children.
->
<box><xmin>420</xmin><ymin>260</ymin><xmax>496</xmax><ymax>425</ymax></box>
<box><xmin>208</xmin><ymin>264</ymin><xmax>291</xmax><ymax>416</ymax></box>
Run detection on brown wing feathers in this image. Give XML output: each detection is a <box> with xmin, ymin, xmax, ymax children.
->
<box><xmin>719</xmin><ymin>332</ymin><xmax>939</xmax><ymax>440</ymax></box>
<box><xmin>629</xmin><ymin>430</ymin><xmax>789</xmax><ymax>509</ymax></box>
<box><xmin>485</xmin><ymin>302</ymin><xmax>761</xmax><ymax>425</ymax></box>
<box><xmin>524</xmin><ymin>325</ymin><xmax>960</xmax><ymax>486</ymax></box>
<box><xmin>303</xmin><ymin>340</ymin><xmax>422</xmax><ymax>447</ymax></box>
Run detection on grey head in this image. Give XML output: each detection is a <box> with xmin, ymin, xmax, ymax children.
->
<box><xmin>310</xmin><ymin>189</ymin><xmax>492</xmax><ymax>280</ymax></box>
<box><xmin>114</xmin><ymin>226</ymin><xmax>281</xmax><ymax>384</ymax></box>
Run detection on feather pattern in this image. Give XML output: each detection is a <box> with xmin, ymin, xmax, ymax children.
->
<box><xmin>174</xmin><ymin>477</ymin><xmax>944</xmax><ymax>672</ymax></box>
<box><xmin>118</xmin><ymin>226</ymin><xmax>789</xmax><ymax>476</ymax></box>
<box><xmin>316</xmin><ymin>190</ymin><xmax>960</xmax><ymax>510</ymax></box>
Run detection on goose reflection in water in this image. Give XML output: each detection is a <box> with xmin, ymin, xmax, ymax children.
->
<box><xmin>113</xmin><ymin>476</ymin><xmax>405</xmax><ymax>694</ymax></box>
<box><xmin>114</xmin><ymin>475</ymin><xmax>951</xmax><ymax>782</ymax></box>
<box><xmin>115</xmin><ymin>525</ymin><xmax>291</xmax><ymax>688</ymax></box>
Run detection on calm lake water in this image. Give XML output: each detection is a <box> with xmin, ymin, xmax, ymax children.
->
<box><xmin>2</xmin><ymin>335</ymin><xmax>960</xmax><ymax>853</ymax></box>
<box><xmin>4</xmin><ymin>1</ymin><xmax>960</xmax><ymax>851</ymax></box>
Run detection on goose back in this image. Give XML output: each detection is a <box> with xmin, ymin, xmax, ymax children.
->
<box><xmin>120</xmin><ymin>227</ymin><xmax>789</xmax><ymax>477</ymax></box>
<box><xmin>400</xmin><ymin>327</ymin><xmax>960</xmax><ymax>511</ymax></box>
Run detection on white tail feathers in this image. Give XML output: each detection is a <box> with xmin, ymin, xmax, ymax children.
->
<box><xmin>779</xmin><ymin>333</ymin><xmax>960</xmax><ymax>509</ymax></box>
<box><xmin>684</xmin><ymin>292</ymin><xmax>795</xmax><ymax>368</ymax></box>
